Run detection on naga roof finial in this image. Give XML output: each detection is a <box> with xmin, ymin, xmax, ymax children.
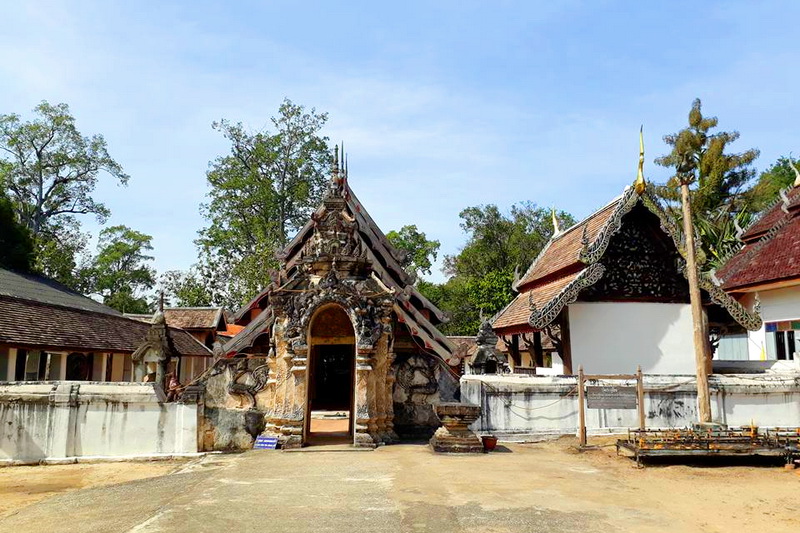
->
<box><xmin>634</xmin><ymin>125</ymin><xmax>646</xmax><ymax>194</ymax></box>
<box><xmin>789</xmin><ymin>153</ymin><xmax>800</xmax><ymax>187</ymax></box>
<box><xmin>551</xmin><ymin>207</ymin><xmax>561</xmax><ymax>235</ymax></box>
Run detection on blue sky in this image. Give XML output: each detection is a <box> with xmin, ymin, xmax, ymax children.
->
<box><xmin>2</xmin><ymin>1</ymin><xmax>799</xmax><ymax>283</ymax></box>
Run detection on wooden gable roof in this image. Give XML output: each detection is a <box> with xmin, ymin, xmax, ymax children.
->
<box><xmin>493</xmin><ymin>185</ymin><xmax>762</xmax><ymax>334</ymax></box>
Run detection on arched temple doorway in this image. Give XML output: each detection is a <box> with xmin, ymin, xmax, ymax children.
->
<box><xmin>305</xmin><ymin>304</ymin><xmax>356</xmax><ymax>445</ymax></box>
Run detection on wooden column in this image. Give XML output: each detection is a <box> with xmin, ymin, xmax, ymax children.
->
<box><xmin>7</xmin><ymin>348</ymin><xmax>17</xmax><ymax>381</ymax></box>
<box><xmin>577</xmin><ymin>365</ymin><xmax>586</xmax><ymax>447</ymax></box>
<box><xmin>560</xmin><ymin>309</ymin><xmax>573</xmax><ymax>375</ymax></box>
<box><xmin>636</xmin><ymin>365</ymin><xmax>645</xmax><ymax>430</ymax></box>
<box><xmin>533</xmin><ymin>331</ymin><xmax>544</xmax><ymax>367</ymax></box>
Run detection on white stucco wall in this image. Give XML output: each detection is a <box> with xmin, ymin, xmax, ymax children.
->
<box><xmin>740</xmin><ymin>286</ymin><xmax>800</xmax><ymax>361</ymax></box>
<box><xmin>462</xmin><ymin>373</ymin><xmax>800</xmax><ymax>440</ymax></box>
<box><xmin>0</xmin><ymin>382</ymin><xmax>199</xmax><ymax>464</ymax></box>
<box><xmin>568</xmin><ymin>302</ymin><xmax>695</xmax><ymax>374</ymax></box>
<box><xmin>757</xmin><ymin>286</ymin><xmax>800</xmax><ymax>322</ymax></box>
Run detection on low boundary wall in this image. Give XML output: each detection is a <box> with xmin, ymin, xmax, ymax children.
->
<box><xmin>0</xmin><ymin>381</ymin><xmax>199</xmax><ymax>464</ymax></box>
<box><xmin>461</xmin><ymin>373</ymin><xmax>800</xmax><ymax>440</ymax></box>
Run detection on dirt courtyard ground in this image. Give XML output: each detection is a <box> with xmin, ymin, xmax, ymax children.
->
<box><xmin>0</xmin><ymin>437</ymin><xmax>798</xmax><ymax>532</ymax></box>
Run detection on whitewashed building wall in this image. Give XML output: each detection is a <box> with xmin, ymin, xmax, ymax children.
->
<box><xmin>568</xmin><ymin>302</ymin><xmax>696</xmax><ymax>374</ymax></box>
<box><xmin>0</xmin><ymin>382</ymin><xmax>199</xmax><ymax>464</ymax></box>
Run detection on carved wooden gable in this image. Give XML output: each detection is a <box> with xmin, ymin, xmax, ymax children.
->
<box><xmin>578</xmin><ymin>203</ymin><xmax>689</xmax><ymax>303</ymax></box>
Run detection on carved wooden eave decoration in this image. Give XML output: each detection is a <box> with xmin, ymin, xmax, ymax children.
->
<box><xmin>505</xmin><ymin>184</ymin><xmax>762</xmax><ymax>333</ymax></box>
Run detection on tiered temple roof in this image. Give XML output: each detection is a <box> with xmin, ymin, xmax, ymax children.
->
<box><xmin>223</xmin><ymin>154</ymin><xmax>456</xmax><ymax>362</ymax></box>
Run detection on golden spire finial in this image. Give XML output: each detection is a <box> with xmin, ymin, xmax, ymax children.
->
<box><xmin>551</xmin><ymin>207</ymin><xmax>561</xmax><ymax>235</ymax></box>
<box><xmin>634</xmin><ymin>125</ymin><xmax>646</xmax><ymax>194</ymax></box>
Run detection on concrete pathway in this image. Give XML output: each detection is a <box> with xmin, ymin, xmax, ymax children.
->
<box><xmin>1</xmin><ymin>442</ymin><xmax>796</xmax><ymax>533</ymax></box>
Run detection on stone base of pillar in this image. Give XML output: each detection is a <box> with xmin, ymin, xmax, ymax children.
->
<box><xmin>429</xmin><ymin>402</ymin><xmax>483</xmax><ymax>454</ymax></box>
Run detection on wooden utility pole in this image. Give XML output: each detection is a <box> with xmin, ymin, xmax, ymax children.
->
<box><xmin>678</xmin><ymin>160</ymin><xmax>712</xmax><ymax>423</ymax></box>
<box><xmin>577</xmin><ymin>365</ymin><xmax>586</xmax><ymax>447</ymax></box>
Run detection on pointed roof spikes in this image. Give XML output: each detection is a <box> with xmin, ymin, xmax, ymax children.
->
<box><xmin>332</xmin><ymin>144</ymin><xmax>340</xmax><ymax>178</ymax></box>
<box><xmin>634</xmin><ymin>126</ymin><xmax>646</xmax><ymax>194</ymax></box>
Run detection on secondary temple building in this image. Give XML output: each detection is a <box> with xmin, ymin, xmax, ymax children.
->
<box><xmin>0</xmin><ymin>268</ymin><xmax>211</xmax><ymax>383</ymax></box>
<box><xmin>196</xmin><ymin>152</ymin><xmax>462</xmax><ymax>449</ymax></box>
<box><xmin>492</xmin><ymin>178</ymin><xmax>762</xmax><ymax>375</ymax></box>
<box><xmin>717</xmin><ymin>172</ymin><xmax>800</xmax><ymax>364</ymax></box>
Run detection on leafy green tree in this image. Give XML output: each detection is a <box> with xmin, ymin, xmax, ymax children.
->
<box><xmin>745</xmin><ymin>156</ymin><xmax>799</xmax><ymax>213</ymax></box>
<box><xmin>0</xmin><ymin>191</ymin><xmax>34</xmax><ymax>272</ymax></box>
<box><xmin>0</xmin><ymin>101</ymin><xmax>128</xmax><ymax>284</ymax></box>
<box><xmin>445</xmin><ymin>203</ymin><xmax>574</xmax><ymax>279</ymax></box>
<box><xmin>695</xmin><ymin>209</ymin><xmax>754</xmax><ymax>271</ymax></box>
<box><xmin>386</xmin><ymin>224</ymin><xmax>440</xmax><ymax>280</ymax></box>
<box><xmin>159</xmin><ymin>269</ymin><xmax>213</xmax><ymax>307</ymax></box>
<box><xmin>197</xmin><ymin>99</ymin><xmax>330</xmax><ymax>308</ymax></box>
<box><xmin>655</xmin><ymin>99</ymin><xmax>759</xmax><ymax>216</ymax></box>
<box><xmin>421</xmin><ymin>203</ymin><xmax>573</xmax><ymax>335</ymax></box>
<box><xmin>655</xmin><ymin>99</ymin><xmax>759</xmax><ymax>269</ymax></box>
<box><xmin>83</xmin><ymin>225</ymin><xmax>156</xmax><ymax>313</ymax></box>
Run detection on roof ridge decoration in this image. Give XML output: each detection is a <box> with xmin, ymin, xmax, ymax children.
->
<box><xmin>528</xmin><ymin>263</ymin><xmax>605</xmax><ymax>329</ymax></box>
<box><xmin>717</xmin><ymin>199</ymin><xmax>795</xmax><ymax>286</ymax></box>
<box><xmin>551</xmin><ymin>208</ymin><xmax>562</xmax><ymax>236</ymax></box>
<box><xmin>579</xmin><ymin>186</ymin><xmax>639</xmax><ymax>264</ymax></box>
<box><xmin>790</xmin><ymin>154</ymin><xmax>800</xmax><ymax>188</ymax></box>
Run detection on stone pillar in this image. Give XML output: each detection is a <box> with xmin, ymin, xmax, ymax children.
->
<box><xmin>383</xmin><ymin>351</ymin><xmax>399</xmax><ymax>443</ymax></box>
<box><xmin>284</xmin><ymin>344</ymin><xmax>308</xmax><ymax>449</ymax></box>
<box><xmin>353</xmin><ymin>347</ymin><xmax>377</xmax><ymax>447</ymax></box>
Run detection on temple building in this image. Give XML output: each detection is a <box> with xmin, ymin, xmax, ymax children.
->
<box><xmin>717</xmin><ymin>173</ymin><xmax>800</xmax><ymax>364</ymax></box>
<box><xmin>198</xmin><ymin>150</ymin><xmax>462</xmax><ymax>449</ymax></box>
<box><xmin>0</xmin><ymin>267</ymin><xmax>211</xmax><ymax>383</ymax></box>
<box><xmin>492</xmin><ymin>151</ymin><xmax>762</xmax><ymax>375</ymax></box>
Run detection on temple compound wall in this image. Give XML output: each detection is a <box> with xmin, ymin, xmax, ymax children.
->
<box><xmin>0</xmin><ymin>382</ymin><xmax>199</xmax><ymax>464</ymax></box>
<box><xmin>462</xmin><ymin>374</ymin><xmax>800</xmax><ymax>440</ymax></box>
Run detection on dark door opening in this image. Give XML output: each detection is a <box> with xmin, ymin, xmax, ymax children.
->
<box><xmin>307</xmin><ymin>344</ymin><xmax>354</xmax><ymax>443</ymax></box>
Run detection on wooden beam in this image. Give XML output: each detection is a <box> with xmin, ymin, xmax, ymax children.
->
<box><xmin>533</xmin><ymin>331</ymin><xmax>544</xmax><ymax>367</ymax></box>
<box><xmin>560</xmin><ymin>308</ymin><xmax>573</xmax><ymax>375</ymax></box>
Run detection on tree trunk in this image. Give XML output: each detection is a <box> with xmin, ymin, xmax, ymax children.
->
<box><xmin>681</xmin><ymin>182</ymin><xmax>712</xmax><ymax>423</ymax></box>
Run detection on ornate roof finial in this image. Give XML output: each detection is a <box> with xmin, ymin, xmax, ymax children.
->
<box><xmin>158</xmin><ymin>290</ymin><xmax>164</xmax><ymax>313</ymax></box>
<box><xmin>551</xmin><ymin>207</ymin><xmax>561</xmax><ymax>235</ymax></box>
<box><xmin>332</xmin><ymin>144</ymin><xmax>340</xmax><ymax>179</ymax></box>
<box><xmin>733</xmin><ymin>217</ymin><xmax>745</xmax><ymax>242</ymax></box>
<box><xmin>789</xmin><ymin>153</ymin><xmax>800</xmax><ymax>187</ymax></box>
<box><xmin>634</xmin><ymin>125</ymin><xmax>646</xmax><ymax>194</ymax></box>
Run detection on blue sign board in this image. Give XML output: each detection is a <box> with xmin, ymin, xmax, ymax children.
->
<box><xmin>254</xmin><ymin>436</ymin><xmax>279</xmax><ymax>450</ymax></box>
